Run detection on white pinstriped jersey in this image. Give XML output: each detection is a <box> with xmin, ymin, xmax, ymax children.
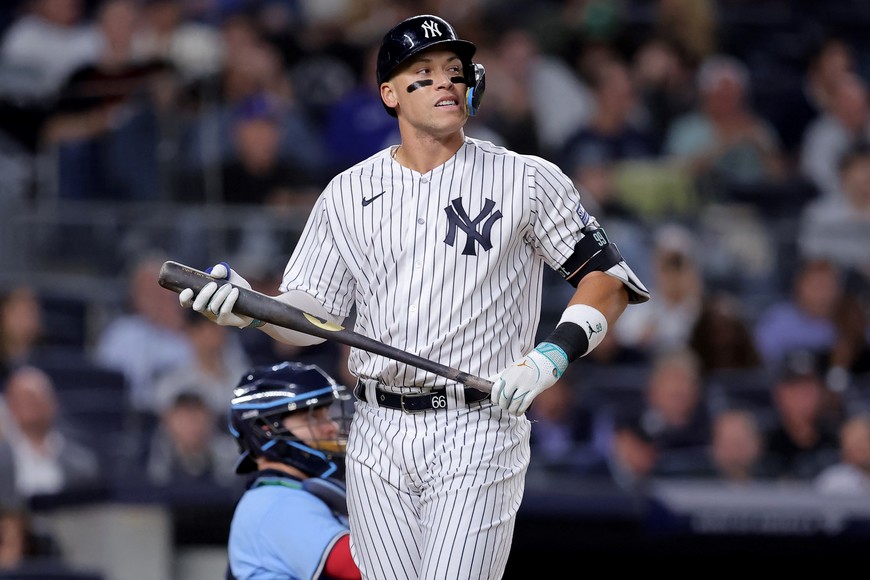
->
<box><xmin>280</xmin><ymin>137</ymin><xmax>594</xmax><ymax>387</ymax></box>
<box><xmin>281</xmin><ymin>136</ymin><xmax>595</xmax><ymax>392</ymax></box>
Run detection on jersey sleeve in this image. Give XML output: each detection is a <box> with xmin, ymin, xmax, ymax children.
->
<box><xmin>526</xmin><ymin>155</ymin><xmax>592</xmax><ymax>270</ymax></box>
<box><xmin>526</xmin><ymin>156</ymin><xmax>650</xmax><ymax>303</ymax></box>
<box><xmin>280</xmin><ymin>184</ymin><xmax>357</xmax><ymax>319</ymax></box>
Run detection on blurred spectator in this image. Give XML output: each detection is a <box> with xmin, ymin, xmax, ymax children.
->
<box><xmin>799</xmin><ymin>72</ymin><xmax>870</xmax><ymax>202</ymax></box>
<box><xmin>652</xmin><ymin>0</ymin><xmax>718</xmax><ymax>70</ymax></box>
<box><xmin>528</xmin><ymin>0</ymin><xmax>627</xmax><ymax>64</ymax></box>
<box><xmin>0</xmin><ymin>285</ymin><xmax>43</xmax><ymax>384</ymax></box>
<box><xmin>688</xmin><ymin>292</ymin><xmax>763</xmax><ymax>378</ymax></box>
<box><xmin>775</xmin><ymin>35</ymin><xmax>856</xmax><ymax>157</ymax></box>
<box><xmin>765</xmin><ymin>349</ymin><xmax>841</xmax><ymax>481</ymax></box>
<box><xmin>695</xmin><ymin>202</ymin><xmax>777</xmax><ymax>307</ymax></box>
<box><xmin>827</xmin><ymin>293</ymin><xmax>870</xmax><ymax>393</ymax></box>
<box><xmin>477</xmin><ymin>26</ymin><xmax>594</xmax><ymax>157</ymax></box>
<box><xmin>557</xmin><ymin>56</ymin><xmax>656</xmax><ymax>285</ymax></box>
<box><xmin>322</xmin><ymin>41</ymin><xmax>399</xmax><ymax>172</ymax></box>
<box><xmin>803</xmin><ymin>36</ymin><xmax>856</xmax><ymax>120</ymax></box>
<box><xmin>178</xmin><ymin>93</ymin><xmax>319</xmax><ymax>206</ymax></box>
<box><xmin>180</xmin><ymin>13</ymin><xmax>327</xmax><ymax>178</ymax></box>
<box><xmin>630</xmin><ymin>36</ymin><xmax>696</xmax><ymax>152</ymax></box>
<box><xmin>585</xmin><ymin>409</ymin><xmax>661</xmax><ymax>493</ymax></box>
<box><xmin>753</xmin><ymin>257</ymin><xmax>847</xmax><ymax>369</ymax></box>
<box><xmin>526</xmin><ymin>373</ymin><xmax>596</xmax><ymax>474</ymax></box>
<box><xmin>2</xmin><ymin>365</ymin><xmax>101</xmax><ymax>498</ymax></box>
<box><xmin>40</xmin><ymin>0</ymin><xmax>178</xmax><ymax>201</ymax></box>
<box><xmin>145</xmin><ymin>390</ymin><xmax>238</xmax><ymax>488</ymax></box>
<box><xmin>560</xmin><ymin>57</ymin><xmax>657</xmax><ymax>174</ymax></box>
<box><xmin>799</xmin><ymin>142</ymin><xmax>870</xmax><ymax>276</ymax></box>
<box><xmin>613</xmin><ymin>224</ymin><xmax>703</xmax><ymax>354</ymax></box>
<box><xmin>663</xmin><ymin>54</ymin><xmax>786</xmax><ymax>203</ymax></box>
<box><xmin>0</xmin><ymin>127</ymin><xmax>36</xmax><ymax>203</ymax></box>
<box><xmin>0</xmin><ymin>436</ymin><xmax>25</xmax><ymax>570</ymax></box>
<box><xmin>641</xmin><ymin>347</ymin><xmax>711</xmax><ymax>453</ymax></box>
<box><xmin>702</xmin><ymin>408</ymin><xmax>773</xmax><ymax>482</ymax></box>
<box><xmin>132</xmin><ymin>0</ymin><xmax>225</xmax><ymax>85</ymax></box>
<box><xmin>815</xmin><ymin>413</ymin><xmax>870</xmax><ymax>494</ymax></box>
<box><xmin>0</xmin><ymin>0</ymin><xmax>100</xmax><ymax>101</ymax></box>
<box><xmin>93</xmin><ymin>253</ymin><xmax>194</xmax><ymax>416</ymax></box>
<box><xmin>153</xmin><ymin>308</ymin><xmax>251</xmax><ymax>418</ymax></box>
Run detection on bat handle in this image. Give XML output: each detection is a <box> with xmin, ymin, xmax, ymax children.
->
<box><xmin>462</xmin><ymin>374</ymin><xmax>494</xmax><ymax>393</ymax></box>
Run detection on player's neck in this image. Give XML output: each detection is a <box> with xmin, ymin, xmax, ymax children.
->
<box><xmin>394</xmin><ymin>130</ymin><xmax>465</xmax><ymax>174</ymax></box>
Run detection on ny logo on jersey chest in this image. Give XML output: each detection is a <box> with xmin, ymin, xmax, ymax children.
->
<box><xmin>443</xmin><ymin>198</ymin><xmax>502</xmax><ymax>256</ymax></box>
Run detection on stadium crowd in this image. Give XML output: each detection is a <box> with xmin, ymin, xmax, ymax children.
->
<box><xmin>1</xmin><ymin>0</ymin><xmax>870</xmax><ymax>573</ymax></box>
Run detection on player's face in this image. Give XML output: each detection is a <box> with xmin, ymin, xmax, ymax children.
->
<box><xmin>282</xmin><ymin>406</ymin><xmax>339</xmax><ymax>447</ymax></box>
<box><xmin>385</xmin><ymin>49</ymin><xmax>469</xmax><ymax>135</ymax></box>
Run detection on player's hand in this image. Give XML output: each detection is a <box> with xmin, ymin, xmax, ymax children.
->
<box><xmin>178</xmin><ymin>262</ymin><xmax>260</xmax><ymax>328</ymax></box>
<box><xmin>490</xmin><ymin>343</ymin><xmax>569</xmax><ymax>415</ymax></box>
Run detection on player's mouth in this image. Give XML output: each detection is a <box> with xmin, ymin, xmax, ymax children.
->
<box><xmin>435</xmin><ymin>97</ymin><xmax>459</xmax><ymax>109</ymax></box>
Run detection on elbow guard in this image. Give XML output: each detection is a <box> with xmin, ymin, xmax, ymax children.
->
<box><xmin>559</xmin><ymin>225</ymin><xmax>651</xmax><ymax>304</ymax></box>
<box><xmin>559</xmin><ymin>226</ymin><xmax>623</xmax><ymax>286</ymax></box>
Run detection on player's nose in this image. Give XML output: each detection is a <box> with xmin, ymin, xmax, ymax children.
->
<box><xmin>434</xmin><ymin>70</ymin><xmax>454</xmax><ymax>88</ymax></box>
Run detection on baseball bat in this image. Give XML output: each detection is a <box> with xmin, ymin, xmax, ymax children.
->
<box><xmin>157</xmin><ymin>261</ymin><xmax>493</xmax><ymax>392</ymax></box>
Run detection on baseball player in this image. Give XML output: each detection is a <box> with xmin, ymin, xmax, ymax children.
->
<box><xmin>226</xmin><ymin>361</ymin><xmax>360</xmax><ymax>580</ymax></box>
<box><xmin>180</xmin><ymin>14</ymin><xmax>650</xmax><ymax>579</ymax></box>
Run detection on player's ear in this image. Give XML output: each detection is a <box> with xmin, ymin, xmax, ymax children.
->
<box><xmin>381</xmin><ymin>82</ymin><xmax>398</xmax><ymax>113</ymax></box>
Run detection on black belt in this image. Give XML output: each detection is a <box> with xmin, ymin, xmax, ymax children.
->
<box><xmin>356</xmin><ymin>381</ymin><xmax>489</xmax><ymax>412</ymax></box>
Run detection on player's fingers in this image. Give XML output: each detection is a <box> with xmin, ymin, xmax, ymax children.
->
<box><xmin>218</xmin><ymin>287</ymin><xmax>240</xmax><ymax>319</ymax></box>
<box><xmin>209</xmin><ymin>283</ymin><xmax>234</xmax><ymax>315</ymax></box>
<box><xmin>205</xmin><ymin>262</ymin><xmax>230</xmax><ymax>279</ymax></box>
<box><xmin>490</xmin><ymin>377</ymin><xmax>505</xmax><ymax>405</ymax></box>
<box><xmin>507</xmin><ymin>388</ymin><xmax>529</xmax><ymax>415</ymax></box>
<box><xmin>496</xmin><ymin>375</ymin><xmax>521</xmax><ymax>411</ymax></box>
<box><xmin>179</xmin><ymin>288</ymin><xmax>194</xmax><ymax>308</ymax></box>
<box><xmin>192</xmin><ymin>282</ymin><xmax>218</xmax><ymax>312</ymax></box>
<box><xmin>514</xmin><ymin>391</ymin><xmax>533</xmax><ymax>415</ymax></box>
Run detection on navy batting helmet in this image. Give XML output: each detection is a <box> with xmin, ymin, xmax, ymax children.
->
<box><xmin>376</xmin><ymin>14</ymin><xmax>478</xmax><ymax>116</ymax></box>
<box><xmin>228</xmin><ymin>361</ymin><xmax>351</xmax><ymax>478</ymax></box>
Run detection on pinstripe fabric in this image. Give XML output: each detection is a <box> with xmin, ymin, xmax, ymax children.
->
<box><xmin>280</xmin><ymin>136</ymin><xmax>591</xmax><ymax>578</ymax></box>
<box><xmin>281</xmin><ymin>137</ymin><xmax>592</xmax><ymax>390</ymax></box>
<box><xmin>346</xmin><ymin>401</ymin><xmax>530</xmax><ymax>579</ymax></box>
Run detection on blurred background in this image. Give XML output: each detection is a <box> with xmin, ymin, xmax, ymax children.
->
<box><xmin>1</xmin><ymin>0</ymin><xmax>870</xmax><ymax>577</ymax></box>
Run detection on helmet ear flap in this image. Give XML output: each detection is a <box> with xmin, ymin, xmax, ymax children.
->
<box><xmin>466</xmin><ymin>63</ymin><xmax>485</xmax><ymax>116</ymax></box>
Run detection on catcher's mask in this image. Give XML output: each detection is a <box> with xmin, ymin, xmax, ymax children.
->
<box><xmin>376</xmin><ymin>14</ymin><xmax>485</xmax><ymax>116</ymax></box>
<box><xmin>228</xmin><ymin>361</ymin><xmax>352</xmax><ymax>478</ymax></box>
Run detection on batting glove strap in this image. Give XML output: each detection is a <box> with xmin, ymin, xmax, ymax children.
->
<box><xmin>533</xmin><ymin>342</ymin><xmax>569</xmax><ymax>377</ymax></box>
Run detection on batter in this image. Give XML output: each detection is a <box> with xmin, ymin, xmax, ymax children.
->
<box><xmin>180</xmin><ymin>13</ymin><xmax>650</xmax><ymax>579</ymax></box>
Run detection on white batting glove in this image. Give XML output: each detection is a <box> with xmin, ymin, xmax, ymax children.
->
<box><xmin>490</xmin><ymin>343</ymin><xmax>569</xmax><ymax>415</ymax></box>
<box><xmin>178</xmin><ymin>262</ymin><xmax>261</xmax><ymax>329</ymax></box>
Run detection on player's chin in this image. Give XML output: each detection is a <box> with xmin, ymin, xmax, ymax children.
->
<box><xmin>430</xmin><ymin>108</ymin><xmax>467</xmax><ymax>131</ymax></box>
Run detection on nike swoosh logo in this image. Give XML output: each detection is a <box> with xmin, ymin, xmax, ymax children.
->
<box><xmin>362</xmin><ymin>191</ymin><xmax>386</xmax><ymax>206</ymax></box>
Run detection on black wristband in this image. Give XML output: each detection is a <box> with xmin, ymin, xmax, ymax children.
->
<box><xmin>544</xmin><ymin>322</ymin><xmax>589</xmax><ymax>363</ymax></box>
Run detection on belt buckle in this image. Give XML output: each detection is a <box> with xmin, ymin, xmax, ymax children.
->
<box><xmin>400</xmin><ymin>392</ymin><xmax>427</xmax><ymax>413</ymax></box>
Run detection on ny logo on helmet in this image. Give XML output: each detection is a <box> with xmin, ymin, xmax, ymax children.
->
<box><xmin>444</xmin><ymin>198</ymin><xmax>502</xmax><ymax>256</ymax></box>
<box><xmin>421</xmin><ymin>20</ymin><xmax>442</xmax><ymax>38</ymax></box>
